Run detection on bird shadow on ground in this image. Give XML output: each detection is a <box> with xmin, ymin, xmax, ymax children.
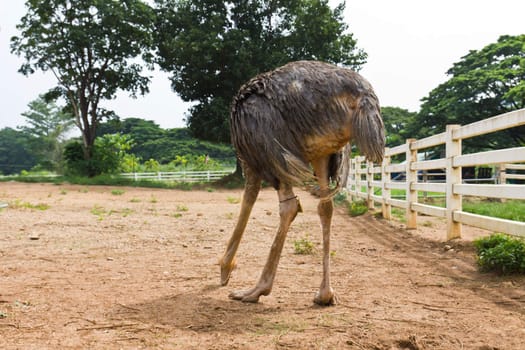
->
<box><xmin>111</xmin><ymin>285</ymin><xmax>285</xmax><ymax>335</ymax></box>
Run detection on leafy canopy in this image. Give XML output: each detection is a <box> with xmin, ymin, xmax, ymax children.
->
<box><xmin>417</xmin><ymin>34</ymin><xmax>525</xmax><ymax>150</ymax></box>
<box><xmin>19</xmin><ymin>96</ymin><xmax>74</xmax><ymax>171</ymax></box>
<box><xmin>380</xmin><ymin>107</ymin><xmax>417</xmax><ymax>147</ymax></box>
<box><xmin>154</xmin><ymin>0</ymin><xmax>367</xmax><ymax>143</ymax></box>
<box><xmin>0</xmin><ymin>128</ymin><xmax>38</xmax><ymax>175</ymax></box>
<box><xmin>11</xmin><ymin>0</ymin><xmax>156</xmax><ymax>163</ymax></box>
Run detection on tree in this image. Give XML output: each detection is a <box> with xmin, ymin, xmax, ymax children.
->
<box><xmin>0</xmin><ymin>128</ymin><xmax>38</xmax><ymax>175</ymax></box>
<box><xmin>63</xmin><ymin>133</ymin><xmax>133</xmax><ymax>176</ymax></box>
<box><xmin>97</xmin><ymin>118</ymin><xmax>236</xmax><ymax>163</ymax></box>
<box><xmin>11</xmin><ymin>0</ymin><xmax>156</xmax><ymax>171</ymax></box>
<box><xmin>154</xmin><ymin>0</ymin><xmax>367</xmax><ymax>143</ymax></box>
<box><xmin>380</xmin><ymin>107</ymin><xmax>417</xmax><ymax>147</ymax></box>
<box><xmin>417</xmin><ymin>34</ymin><xmax>525</xmax><ymax>150</ymax></box>
<box><xmin>20</xmin><ymin>95</ymin><xmax>74</xmax><ymax>171</ymax></box>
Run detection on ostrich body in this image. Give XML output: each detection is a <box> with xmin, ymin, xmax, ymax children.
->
<box><xmin>220</xmin><ymin>60</ymin><xmax>385</xmax><ymax>305</ymax></box>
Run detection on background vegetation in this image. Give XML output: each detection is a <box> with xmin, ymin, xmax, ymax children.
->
<box><xmin>2</xmin><ymin>1</ymin><xmax>524</xmax><ymax>181</ymax></box>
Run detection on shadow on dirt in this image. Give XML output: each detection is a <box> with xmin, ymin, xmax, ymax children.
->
<box><xmin>353</xmin><ymin>213</ymin><xmax>525</xmax><ymax>316</ymax></box>
<box><xmin>113</xmin><ymin>286</ymin><xmax>283</xmax><ymax>334</ymax></box>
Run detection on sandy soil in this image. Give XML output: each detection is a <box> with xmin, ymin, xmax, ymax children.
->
<box><xmin>1</xmin><ymin>182</ymin><xmax>524</xmax><ymax>349</ymax></box>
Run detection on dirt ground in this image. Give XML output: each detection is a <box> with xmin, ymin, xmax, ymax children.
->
<box><xmin>1</xmin><ymin>182</ymin><xmax>524</xmax><ymax>349</ymax></box>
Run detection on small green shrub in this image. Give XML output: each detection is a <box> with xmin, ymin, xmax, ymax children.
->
<box><xmin>348</xmin><ymin>200</ymin><xmax>368</xmax><ymax>217</ymax></box>
<box><xmin>333</xmin><ymin>191</ymin><xmax>348</xmax><ymax>206</ymax></box>
<box><xmin>111</xmin><ymin>189</ymin><xmax>125</xmax><ymax>196</ymax></box>
<box><xmin>293</xmin><ymin>235</ymin><xmax>315</xmax><ymax>255</ymax></box>
<box><xmin>474</xmin><ymin>234</ymin><xmax>525</xmax><ymax>274</ymax></box>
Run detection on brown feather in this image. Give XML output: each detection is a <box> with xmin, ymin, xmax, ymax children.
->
<box><xmin>231</xmin><ymin>60</ymin><xmax>385</xmax><ymax>190</ymax></box>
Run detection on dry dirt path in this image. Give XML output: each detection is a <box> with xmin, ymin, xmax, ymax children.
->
<box><xmin>1</xmin><ymin>182</ymin><xmax>524</xmax><ymax>349</ymax></box>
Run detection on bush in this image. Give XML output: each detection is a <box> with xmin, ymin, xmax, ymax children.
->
<box><xmin>473</xmin><ymin>234</ymin><xmax>525</xmax><ymax>274</ymax></box>
<box><xmin>348</xmin><ymin>200</ymin><xmax>368</xmax><ymax>217</ymax></box>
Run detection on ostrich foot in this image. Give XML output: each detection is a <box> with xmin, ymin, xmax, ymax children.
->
<box><xmin>314</xmin><ymin>287</ymin><xmax>337</xmax><ymax>306</ymax></box>
<box><xmin>229</xmin><ymin>286</ymin><xmax>270</xmax><ymax>303</ymax></box>
<box><xmin>220</xmin><ymin>258</ymin><xmax>236</xmax><ymax>286</ymax></box>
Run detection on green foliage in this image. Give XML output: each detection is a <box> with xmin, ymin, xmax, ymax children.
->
<box><xmin>348</xmin><ymin>200</ymin><xmax>368</xmax><ymax>217</ymax></box>
<box><xmin>380</xmin><ymin>107</ymin><xmax>417</xmax><ymax>147</ymax></box>
<box><xmin>293</xmin><ymin>235</ymin><xmax>315</xmax><ymax>255</ymax></box>
<box><xmin>97</xmin><ymin>119</ymin><xmax>236</xmax><ymax>165</ymax></box>
<box><xmin>474</xmin><ymin>234</ymin><xmax>525</xmax><ymax>274</ymax></box>
<box><xmin>19</xmin><ymin>95</ymin><xmax>74</xmax><ymax>172</ymax></box>
<box><xmin>227</xmin><ymin>196</ymin><xmax>240</xmax><ymax>204</ymax></box>
<box><xmin>176</xmin><ymin>204</ymin><xmax>188</xmax><ymax>212</ymax></box>
<box><xmin>333</xmin><ymin>191</ymin><xmax>348</xmax><ymax>206</ymax></box>
<box><xmin>64</xmin><ymin>134</ymin><xmax>133</xmax><ymax>176</ymax></box>
<box><xmin>10</xmin><ymin>200</ymin><xmax>50</xmax><ymax>211</ymax></box>
<box><xmin>0</xmin><ymin>127</ymin><xmax>38</xmax><ymax>175</ymax></box>
<box><xmin>417</xmin><ymin>34</ymin><xmax>525</xmax><ymax>150</ymax></box>
<box><xmin>11</xmin><ymin>0</ymin><xmax>156</xmax><ymax>162</ymax></box>
<box><xmin>144</xmin><ymin>158</ymin><xmax>161</xmax><ymax>172</ymax></box>
<box><xmin>464</xmin><ymin>200</ymin><xmax>525</xmax><ymax>222</ymax></box>
<box><xmin>154</xmin><ymin>0</ymin><xmax>366</xmax><ymax>143</ymax></box>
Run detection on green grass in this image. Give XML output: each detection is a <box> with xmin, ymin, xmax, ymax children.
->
<box><xmin>227</xmin><ymin>196</ymin><xmax>240</xmax><ymax>204</ymax></box>
<box><xmin>10</xmin><ymin>200</ymin><xmax>50</xmax><ymax>211</ymax></box>
<box><xmin>176</xmin><ymin>204</ymin><xmax>189</xmax><ymax>212</ymax></box>
<box><xmin>464</xmin><ymin>200</ymin><xmax>525</xmax><ymax>222</ymax></box>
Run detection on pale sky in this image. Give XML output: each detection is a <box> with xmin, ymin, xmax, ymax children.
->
<box><xmin>1</xmin><ymin>1</ymin><xmax>524</xmax><ymax>131</ymax></box>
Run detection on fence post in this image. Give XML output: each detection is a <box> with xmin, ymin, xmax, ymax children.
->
<box><xmin>355</xmin><ymin>156</ymin><xmax>363</xmax><ymax>201</ymax></box>
<box><xmin>405</xmin><ymin>139</ymin><xmax>417</xmax><ymax>229</ymax></box>
<box><xmin>351</xmin><ymin>158</ymin><xmax>358</xmax><ymax>201</ymax></box>
<box><xmin>499</xmin><ymin>164</ymin><xmax>507</xmax><ymax>184</ymax></box>
<box><xmin>382</xmin><ymin>148</ymin><xmax>391</xmax><ymax>220</ymax></box>
<box><xmin>446</xmin><ymin>124</ymin><xmax>462</xmax><ymax>240</ymax></box>
<box><xmin>367</xmin><ymin>160</ymin><xmax>374</xmax><ymax>210</ymax></box>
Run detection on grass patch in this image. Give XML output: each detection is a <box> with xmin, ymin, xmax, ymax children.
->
<box><xmin>293</xmin><ymin>235</ymin><xmax>315</xmax><ymax>255</ymax></box>
<box><xmin>111</xmin><ymin>189</ymin><xmax>125</xmax><ymax>196</ymax></box>
<box><xmin>176</xmin><ymin>204</ymin><xmax>189</xmax><ymax>212</ymax></box>
<box><xmin>10</xmin><ymin>200</ymin><xmax>50</xmax><ymax>211</ymax></box>
<box><xmin>227</xmin><ymin>196</ymin><xmax>240</xmax><ymax>204</ymax></box>
<box><xmin>464</xmin><ymin>199</ymin><xmax>525</xmax><ymax>222</ymax></box>
<box><xmin>91</xmin><ymin>205</ymin><xmax>107</xmax><ymax>220</ymax></box>
<box><xmin>474</xmin><ymin>234</ymin><xmax>525</xmax><ymax>274</ymax></box>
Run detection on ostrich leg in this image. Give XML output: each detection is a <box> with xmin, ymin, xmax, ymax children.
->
<box><xmin>220</xmin><ymin>167</ymin><xmax>261</xmax><ymax>286</ymax></box>
<box><xmin>229</xmin><ymin>184</ymin><xmax>300</xmax><ymax>302</ymax></box>
<box><xmin>312</xmin><ymin>157</ymin><xmax>336</xmax><ymax>305</ymax></box>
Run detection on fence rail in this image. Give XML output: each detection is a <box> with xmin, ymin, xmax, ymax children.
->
<box><xmin>120</xmin><ymin>169</ymin><xmax>234</xmax><ymax>183</ymax></box>
<box><xmin>347</xmin><ymin>108</ymin><xmax>525</xmax><ymax>239</ymax></box>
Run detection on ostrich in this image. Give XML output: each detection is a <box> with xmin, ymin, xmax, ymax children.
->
<box><xmin>219</xmin><ymin>60</ymin><xmax>385</xmax><ymax>305</ymax></box>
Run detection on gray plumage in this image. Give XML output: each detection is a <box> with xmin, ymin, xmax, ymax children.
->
<box><xmin>231</xmin><ymin>60</ymin><xmax>385</xmax><ymax>189</ymax></box>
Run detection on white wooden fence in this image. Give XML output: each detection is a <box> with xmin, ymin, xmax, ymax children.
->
<box><xmin>347</xmin><ymin>108</ymin><xmax>525</xmax><ymax>239</ymax></box>
<box><xmin>120</xmin><ymin>169</ymin><xmax>234</xmax><ymax>183</ymax></box>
